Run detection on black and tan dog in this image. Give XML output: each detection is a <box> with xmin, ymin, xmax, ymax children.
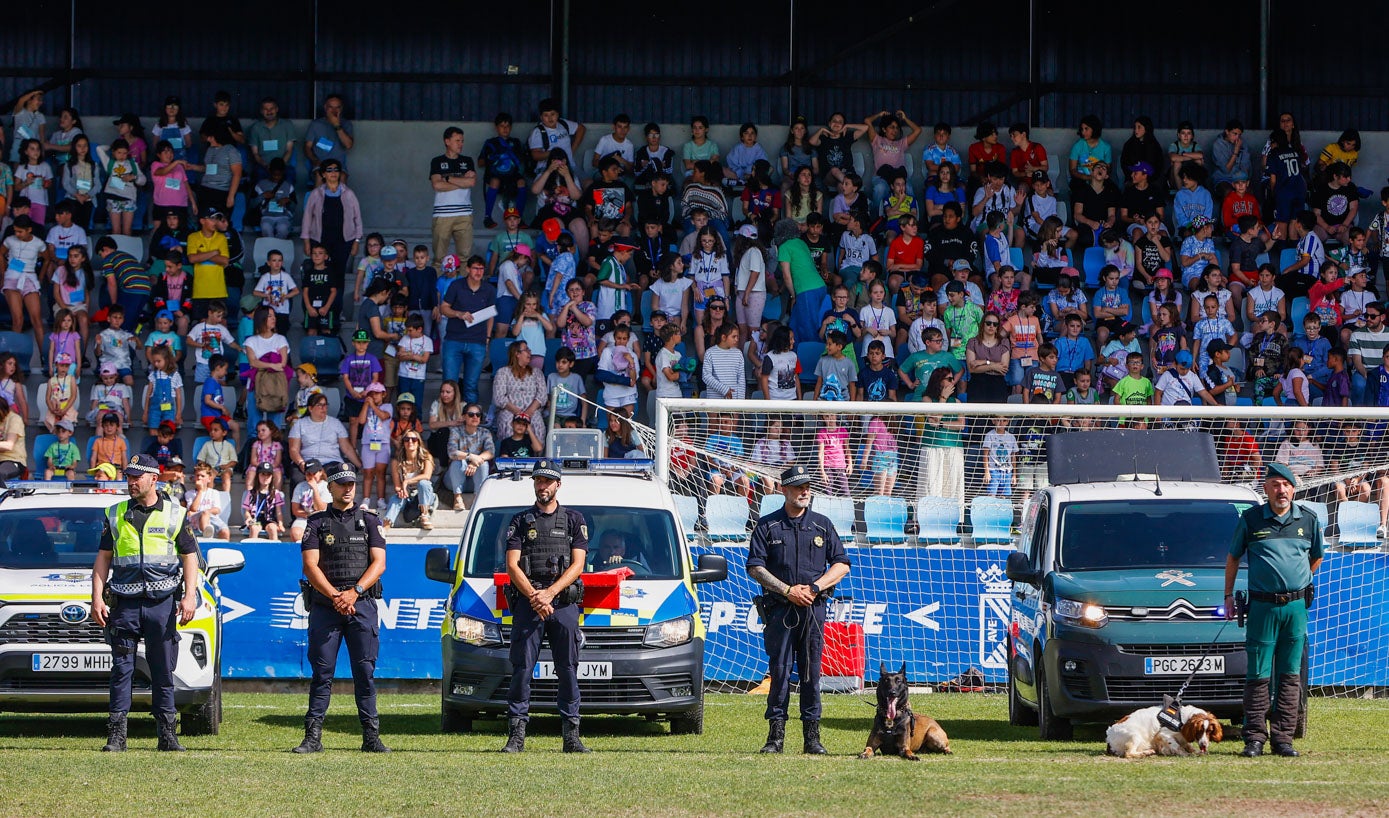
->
<box><xmin>859</xmin><ymin>663</ymin><xmax>952</xmax><ymax>760</ymax></box>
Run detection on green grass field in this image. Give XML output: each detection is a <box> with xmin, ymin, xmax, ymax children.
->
<box><xmin>1</xmin><ymin>693</ymin><xmax>1386</xmax><ymax>817</ymax></box>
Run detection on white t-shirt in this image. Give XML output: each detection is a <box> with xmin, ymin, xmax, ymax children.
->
<box><xmin>398</xmin><ymin>334</ymin><xmax>431</xmax><ymax>381</ymax></box>
<box><xmin>188</xmin><ymin>321</ymin><xmax>237</xmax><ymax>367</ymax></box>
<box><xmin>16</xmin><ymin>163</ymin><xmax>53</xmax><ymax>206</ymax></box>
<box><xmin>650</xmin><ymin>277</ymin><xmax>692</xmax><ymax>317</ymax></box>
<box><xmin>654</xmin><ymin>346</ymin><xmax>683</xmax><ymax>399</ymax></box>
<box><xmin>593</xmin><ymin>134</ymin><xmax>634</xmax><ymax>164</ymax></box>
<box><xmin>838</xmin><ymin>232</ymin><xmax>877</xmax><ymax>269</ymax></box>
<box><xmin>292</xmin><ymin>481</ymin><xmax>331</xmax><ymax>518</ymax></box>
<box><xmin>244</xmin><ymin>333</ymin><xmax>290</xmax><ymax>363</ymax></box>
<box><xmin>1155</xmin><ymin>369</ymin><xmax>1206</xmax><ymax>405</ymax></box>
<box><xmin>255</xmin><ymin>270</ymin><xmax>298</xmax><ymax>315</ymax></box>
<box><xmin>597</xmin><ymin>345</ymin><xmax>638</xmax><ymax>406</ymax></box>
<box><xmin>859</xmin><ymin>303</ymin><xmax>896</xmax><ymax>358</ymax></box>
<box><xmin>45</xmin><ymin>224</ymin><xmax>88</xmax><ymax>259</ymax></box>
<box><xmin>528</xmin><ymin>118</ymin><xmax>581</xmax><ymax>166</ymax></box>
<box><xmin>906</xmin><ymin>317</ymin><xmax>946</xmax><ymax>355</ymax></box>
<box><xmin>289</xmin><ymin>416</ymin><xmax>349</xmax><ymax>462</ymax></box>
<box><xmin>3</xmin><ymin>236</ymin><xmax>46</xmax><ymax>275</ymax></box>
<box><xmin>497</xmin><ymin>259</ymin><xmax>523</xmax><ymax>299</ymax></box>
<box><xmin>735</xmin><ymin>248</ymin><xmax>766</xmax><ymax>294</ymax></box>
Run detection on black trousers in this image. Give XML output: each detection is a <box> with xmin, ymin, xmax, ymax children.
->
<box><xmin>762</xmin><ymin>599</ymin><xmax>827</xmax><ymax>721</ymax></box>
<box><xmin>108</xmin><ymin>594</ymin><xmax>179</xmax><ymax>717</ymax></box>
<box><xmin>304</xmin><ymin>597</ymin><xmax>379</xmax><ymax>725</ymax></box>
<box><xmin>507</xmin><ymin>600</ymin><xmax>582</xmax><ymax>720</ymax></box>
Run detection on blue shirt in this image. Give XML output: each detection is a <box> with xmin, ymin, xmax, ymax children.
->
<box><xmin>201</xmin><ymin>378</ymin><xmax>225</xmax><ymax>420</ymax></box>
<box><xmin>442</xmin><ymin>278</ymin><xmax>496</xmax><ymax>343</ymax></box>
<box><xmin>1053</xmin><ymin>336</ymin><xmax>1094</xmax><ymax>374</ymax></box>
<box><xmin>747</xmin><ymin>508</ymin><xmax>850</xmax><ymax>587</ymax></box>
<box><xmin>1090</xmin><ymin>286</ymin><xmax>1131</xmax><ymax>316</ymax></box>
<box><xmin>1174</xmin><ymin>186</ymin><xmax>1215</xmax><ymax>229</ymax></box>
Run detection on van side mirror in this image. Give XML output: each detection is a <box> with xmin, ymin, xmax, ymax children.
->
<box><xmin>691</xmin><ymin>553</ymin><xmax>727</xmax><ymax>584</ymax></box>
<box><xmin>1005</xmin><ymin>550</ymin><xmax>1040</xmax><ymax>586</ymax></box>
<box><xmin>424</xmin><ymin>547</ymin><xmax>454</xmax><ymax>584</ymax></box>
<box><xmin>204</xmin><ymin>548</ymin><xmax>245</xmax><ymax>581</ymax></box>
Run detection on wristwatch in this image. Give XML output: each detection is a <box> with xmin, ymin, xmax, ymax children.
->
<box><xmin>809</xmin><ymin>582</ymin><xmax>822</xmax><ymax>595</ymax></box>
<box><xmin>353</xmin><ymin>584</ymin><xmax>366</xmax><ymax>595</ymax></box>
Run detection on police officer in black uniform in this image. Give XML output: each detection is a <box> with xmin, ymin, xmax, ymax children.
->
<box><xmin>746</xmin><ymin>464</ymin><xmax>851</xmax><ymax>754</ymax></box>
<box><xmin>91</xmin><ymin>454</ymin><xmax>202</xmax><ymax>752</ymax></box>
<box><xmin>502</xmin><ymin>458</ymin><xmax>591</xmax><ymax>753</ymax></box>
<box><xmin>293</xmin><ymin>462</ymin><xmax>390</xmax><ymax>753</ymax></box>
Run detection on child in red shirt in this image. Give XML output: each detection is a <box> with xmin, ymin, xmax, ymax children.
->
<box><xmin>885</xmin><ymin>213</ymin><xmax>925</xmax><ymax>292</ymax></box>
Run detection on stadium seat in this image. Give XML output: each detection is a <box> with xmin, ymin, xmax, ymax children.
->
<box><xmin>542</xmin><ymin>338</ymin><xmax>563</xmax><ymax>377</ymax></box>
<box><xmin>320</xmin><ymin>386</ymin><xmax>342</xmax><ymax>420</ymax></box>
<box><xmin>1301</xmin><ymin>500</ymin><xmax>1329</xmax><ymax>535</ymax></box>
<box><xmin>1336</xmin><ymin>501</ymin><xmax>1380</xmax><ymax>548</ymax></box>
<box><xmin>815</xmin><ymin>495</ymin><xmax>856</xmax><ymax>541</ymax></box>
<box><xmin>672</xmin><ymin>494</ymin><xmax>700</xmax><ymax>540</ymax></box>
<box><xmin>970</xmin><ymin>496</ymin><xmax>1014</xmax><ymax>544</ymax></box>
<box><xmin>1081</xmin><ymin>246</ymin><xmax>1106</xmax><ymax>289</ymax></box>
<box><xmin>0</xmin><ymin>332</ymin><xmax>35</xmax><ymax>376</ymax></box>
<box><xmin>1008</xmin><ymin>247</ymin><xmax>1026</xmax><ymax>273</ymax></box>
<box><xmin>1140</xmin><ymin>297</ymin><xmax>1152</xmax><ymax>327</ymax></box>
<box><xmin>758</xmin><ymin>493</ymin><xmax>785</xmax><ymax>518</ymax></box>
<box><xmin>1226</xmin><ymin>346</ymin><xmax>1246</xmax><ymax>378</ymax></box>
<box><xmin>30</xmin><ymin>433</ymin><xmax>57</xmax><ymax>474</ymax></box>
<box><xmin>109</xmin><ymin>233</ymin><xmax>145</xmax><ymax>260</ymax></box>
<box><xmin>704</xmin><ymin>495</ymin><xmax>751</xmax><ymax>541</ymax></box>
<box><xmin>192</xmin><ymin>435</ymin><xmax>211</xmax><ymax>463</ymax></box>
<box><xmin>915</xmin><ymin>496</ymin><xmax>961</xmax><ymax>543</ymax></box>
<box><xmin>796</xmin><ymin>341</ymin><xmax>825</xmax><ymax>385</ymax></box>
<box><xmin>1289</xmin><ymin>297</ymin><xmax>1309</xmax><ymax>331</ymax></box>
<box><xmin>762</xmin><ymin>296</ymin><xmax>784</xmax><ymax>322</ymax></box>
<box><xmin>1278</xmin><ymin>247</ymin><xmax>1300</xmax><ymax>274</ymax></box>
<box><xmin>863</xmin><ymin>495</ymin><xmax>908</xmax><ymax>545</ymax></box>
<box><xmin>252</xmin><ymin>237</ymin><xmax>296</xmax><ymax>273</ymax></box>
<box><xmin>639</xmin><ymin>290</ymin><xmax>655</xmax><ymax>328</ymax></box>
<box><xmin>489</xmin><ymin>338</ymin><xmax>516</xmax><ymax>374</ymax></box>
<box><xmin>298</xmin><ymin>336</ymin><xmax>344</xmax><ymax>381</ymax></box>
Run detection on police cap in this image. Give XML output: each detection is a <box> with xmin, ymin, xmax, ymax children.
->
<box><xmin>123</xmin><ymin>454</ymin><xmax>161</xmax><ymax>477</ymax></box>
<box><xmin>532</xmin><ymin>459</ymin><xmax>563</xmax><ymax>481</ymax></box>
<box><xmin>325</xmin><ymin>462</ymin><xmax>361</xmax><ymax>485</ymax></box>
<box><xmin>781</xmin><ymin>465</ymin><xmax>813</xmax><ymax>487</ymax></box>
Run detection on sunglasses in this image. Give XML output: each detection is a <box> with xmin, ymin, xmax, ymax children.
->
<box><xmin>465</xmin><ymin>411</ymin><xmax>482</xmax><ymax>417</ymax></box>
<box><xmin>709</xmin><ymin>305</ymin><xmax>725</xmax><ymax>310</ymax></box>
<box><xmin>404</xmin><ymin>437</ymin><xmax>421</xmax><ymax>442</ymax></box>
<box><xmin>982</xmin><ymin>321</ymin><xmax>1000</xmax><ymax>327</ymax></box>
<box><xmin>1368</xmin><ymin>312</ymin><xmax>1384</xmax><ymax>319</ymax></box>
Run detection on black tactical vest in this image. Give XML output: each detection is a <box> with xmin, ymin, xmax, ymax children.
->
<box><xmin>519</xmin><ymin>506</ymin><xmax>573</xmax><ymax>584</ymax></box>
<box><xmin>314</xmin><ymin>508</ymin><xmax>377</xmax><ymax>594</ymax></box>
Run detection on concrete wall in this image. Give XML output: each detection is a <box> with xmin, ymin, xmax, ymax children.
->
<box><xmin>66</xmin><ymin>119</ymin><xmax>1389</xmax><ymax>236</ymax></box>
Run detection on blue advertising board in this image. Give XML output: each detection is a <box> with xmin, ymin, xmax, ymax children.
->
<box><xmin>217</xmin><ymin>542</ymin><xmax>1389</xmax><ymax>686</ymax></box>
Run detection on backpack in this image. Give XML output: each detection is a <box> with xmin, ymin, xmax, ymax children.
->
<box><xmin>255</xmin><ymin>369</ymin><xmax>289</xmax><ymax>413</ymax></box>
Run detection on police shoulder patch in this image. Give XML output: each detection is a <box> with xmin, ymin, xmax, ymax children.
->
<box><xmin>580</xmin><ymin>524</ymin><xmax>588</xmax><ymax>540</ymax></box>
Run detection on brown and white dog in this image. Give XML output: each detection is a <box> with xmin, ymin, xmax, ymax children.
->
<box><xmin>1105</xmin><ymin>704</ymin><xmax>1224</xmax><ymax>758</ymax></box>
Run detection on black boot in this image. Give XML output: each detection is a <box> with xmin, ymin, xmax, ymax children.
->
<box><xmin>156</xmin><ymin>713</ymin><xmax>186</xmax><ymax>752</ymax></box>
<box><xmin>562</xmin><ymin>717</ymin><xmax>591</xmax><ymax>753</ymax></box>
<box><xmin>759</xmin><ymin>719</ymin><xmax>785</xmax><ymax>753</ymax></box>
<box><xmin>291</xmin><ymin>717</ymin><xmax>323</xmax><ymax>754</ymax></box>
<box><xmin>502</xmin><ymin>717</ymin><xmax>527</xmax><ymax>753</ymax></box>
<box><xmin>361</xmin><ymin>720</ymin><xmax>392</xmax><ymax>753</ymax></box>
<box><xmin>802</xmin><ymin>719</ymin><xmax>828</xmax><ymax>755</ymax></box>
<box><xmin>1241</xmin><ymin>677</ymin><xmax>1271</xmax><ymax>757</ymax></box>
<box><xmin>1271</xmin><ymin>673</ymin><xmax>1302</xmax><ymax>757</ymax></box>
<box><xmin>101</xmin><ymin>713</ymin><xmax>127</xmax><ymax>752</ymax></box>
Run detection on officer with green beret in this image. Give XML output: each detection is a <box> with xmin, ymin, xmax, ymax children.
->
<box><xmin>1225</xmin><ymin>461</ymin><xmax>1324</xmax><ymax>758</ymax></box>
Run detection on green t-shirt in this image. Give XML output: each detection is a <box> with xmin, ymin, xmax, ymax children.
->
<box><xmin>920</xmin><ymin>397</ymin><xmax>962</xmax><ymax>448</ymax></box>
<box><xmin>45</xmin><ymin>441</ymin><xmax>81</xmax><ymax>469</ymax></box>
<box><xmin>943</xmin><ymin>302</ymin><xmax>983</xmax><ymax>360</ymax></box>
<box><xmin>899</xmin><ymin>350</ymin><xmax>961</xmax><ymax>400</ymax></box>
<box><xmin>779</xmin><ymin>238</ymin><xmax>825</xmax><ymax>295</ymax></box>
<box><xmin>1111</xmin><ymin>375</ymin><xmax>1154</xmax><ymax>406</ymax></box>
<box><xmin>1230</xmin><ymin>502</ymin><xmax>1325</xmax><ymax>594</ymax></box>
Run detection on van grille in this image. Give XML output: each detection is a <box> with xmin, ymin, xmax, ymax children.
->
<box><xmin>1102</xmin><ymin>600</ymin><xmax>1222</xmax><ymax>622</ymax></box>
<box><xmin>1104</xmin><ymin>676</ymin><xmax>1245</xmax><ymax>702</ymax></box>
<box><xmin>1117</xmin><ymin>643</ymin><xmax>1245</xmax><ymax>656</ymax></box>
<box><xmin>499</xmin><ymin>625</ymin><xmax>650</xmax><ymax>649</ymax></box>
<box><xmin>0</xmin><ymin>614</ymin><xmax>106</xmax><ymax>644</ymax></box>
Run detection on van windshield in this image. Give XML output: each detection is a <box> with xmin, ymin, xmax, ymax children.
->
<box><xmin>462</xmin><ymin>506</ymin><xmax>684</xmax><ymax>580</ymax></box>
<box><xmin>0</xmin><ymin>507</ymin><xmax>109</xmax><ymax>569</ymax></box>
<box><xmin>1057</xmin><ymin>499</ymin><xmax>1254</xmax><ymax>571</ymax></box>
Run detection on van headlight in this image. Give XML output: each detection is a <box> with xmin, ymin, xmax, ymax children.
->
<box><xmin>1054</xmin><ymin>598</ymin><xmax>1108</xmax><ymax>628</ymax></box>
<box><xmin>643</xmin><ymin>615</ymin><xmax>693</xmax><ymax>648</ymax></box>
<box><xmin>451</xmin><ymin>615</ymin><xmax>502</xmax><ymax>647</ymax></box>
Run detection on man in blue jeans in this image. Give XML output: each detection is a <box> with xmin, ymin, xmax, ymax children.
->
<box><xmin>438</xmin><ymin>255</ymin><xmax>495</xmax><ymax>403</ymax></box>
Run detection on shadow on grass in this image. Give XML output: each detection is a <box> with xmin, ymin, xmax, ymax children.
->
<box><xmin>258</xmin><ymin>711</ymin><xmax>678</xmax><ymax>739</ymax></box>
<box><xmin>819</xmin><ymin>716</ymin><xmax>1107</xmax><ymax>746</ymax></box>
<box><xmin>0</xmin><ymin>714</ymin><xmax>153</xmax><ymax>744</ymax></box>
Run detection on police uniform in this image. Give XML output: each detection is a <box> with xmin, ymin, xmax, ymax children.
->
<box><xmin>746</xmin><ymin>465</ymin><xmax>850</xmax><ymax>754</ymax></box>
<box><xmin>1228</xmin><ymin>462</ymin><xmax>1324</xmax><ymax>757</ymax></box>
<box><xmin>503</xmin><ymin>459</ymin><xmax>590</xmax><ymax>753</ymax></box>
<box><xmin>295</xmin><ymin>463</ymin><xmax>389</xmax><ymax>753</ymax></box>
<box><xmin>97</xmin><ymin>454</ymin><xmax>201</xmax><ymax>752</ymax></box>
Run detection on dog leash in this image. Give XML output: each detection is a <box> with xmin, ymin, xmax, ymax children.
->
<box><xmin>1157</xmin><ymin>617</ymin><xmax>1233</xmax><ymax>731</ymax></box>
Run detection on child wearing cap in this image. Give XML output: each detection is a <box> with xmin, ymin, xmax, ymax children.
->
<box><xmin>198</xmin><ymin>417</ymin><xmax>239</xmax><ymax>492</ymax></box>
<box><xmin>144</xmin><ymin>309</ymin><xmax>184</xmax><ymax>365</ymax></box>
<box><xmin>242</xmin><ymin>462</ymin><xmax>285</xmax><ymax>540</ymax></box>
<box><xmin>357</xmin><ymin>383</ymin><xmax>393</xmax><ymax>512</ymax></box>
<box><xmin>486</xmin><ymin>208</ymin><xmax>535</xmax><ymax>274</ymax></box>
<box><xmin>88</xmin><ymin>362</ymin><xmax>132</xmax><ymax>426</ymax></box>
<box><xmin>91</xmin><ymin>412</ymin><xmax>128</xmax><ymax>470</ymax></box>
<box><xmin>43</xmin><ymin>353</ymin><xmax>79</xmax><ymax>433</ymax></box>
<box><xmin>497</xmin><ymin>412</ymin><xmax>543</xmax><ymax>458</ymax></box>
<box><xmin>595</xmin><ymin>239</ymin><xmax>639</xmax><ymax>320</ymax></box>
<box><xmin>44</xmin><ymin>420</ymin><xmax>80</xmax><ymax>480</ymax></box>
<box><xmin>343</xmin><ymin>329</ymin><xmax>383</xmax><ymax>441</ymax></box>
<box><xmin>291</xmin><ymin>363</ymin><xmax>324</xmax><ymax>421</ymax></box>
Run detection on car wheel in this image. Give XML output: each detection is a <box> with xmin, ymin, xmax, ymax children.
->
<box><xmin>441</xmin><ymin>700</ymin><xmax>473</xmax><ymax>734</ymax></box>
<box><xmin>1036</xmin><ymin>667</ymin><xmax>1072</xmax><ymax>741</ymax></box>
<box><xmin>1008</xmin><ymin>665</ymin><xmax>1038</xmax><ymax>727</ymax></box>
<box><xmin>670</xmin><ymin>699</ymin><xmax>704</xmax><ymax>735</ymax></box>
<box><xmin>182</xmin><ymin>670</ymin><xmax>221</xmax><ymax>736</ymax></box>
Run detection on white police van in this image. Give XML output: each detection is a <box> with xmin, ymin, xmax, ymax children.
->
<box><xmin>0</xmin><ymin>481</ymin><xmax>244</xmax><ymax>734</ymax></box>
<box><xmin>1002</xmin><ymin>430</ymin><xmax>1306</xmax><ymax>739</ymax></box>
<box><xmin>425</xmin><ymin>458</ymin><xmax>727</xmax><ymax>733</ymax></box>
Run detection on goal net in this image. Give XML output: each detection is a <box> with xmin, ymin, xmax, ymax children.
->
<box><xmin>631</xmin><ymin>395</ymin><xmax>1389</xmax><ymax>697</ymax></box>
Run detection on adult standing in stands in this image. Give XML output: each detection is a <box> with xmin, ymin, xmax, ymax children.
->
<box><xmin>247</xmin><ymin>97</ymin><xmax>297</xmax><ymax>183</ymax></box>
<box><xmin>304</xmin><ymin>94</ymin><xmax>354</xmax><ymax>177</ymax></box>
<box><xmin>196</xmin><ymin>122</ymin><xmax>242</xmax><ymax>217</ymax></box>
<box><xmin>430</xmin><ymin>127</ymin><xmax>478</xmax><ymax>262</ymax></box>
<box><xmin>439</xmin><ymin>256</ymin><xmax>495</xmax><ymax>405</ymax></box>
<box><xmin>776</xmin><ymin>218</ymin><xmax>827</xmax><ymax>346</ymax></box>
<box><xmin>300</xmin><ymin>159</ymin><xmax>362</xmax><ymax>322</ymax></box>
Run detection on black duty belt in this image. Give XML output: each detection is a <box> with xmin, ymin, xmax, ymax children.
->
<box><xmin>1249</xmin><ymin>586</ymin><xmax>1314</xmax><ymax>605</ymax></box>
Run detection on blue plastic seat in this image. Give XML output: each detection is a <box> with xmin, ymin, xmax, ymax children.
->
<box><xmin>488</xmin><ymin>338</ymin><xmax>516</xmax><ymax>374</ymax></box>
<box><xmin>1289</xmin><ymin>297</ymin><xmax>1309</xmax><ymax>331</ymax></box>
<box><xmin>298</xmin><ymin>335</ymin><xmax>344</xmax><ymax>381</ymax></box>
<box><xmin>704</xmin><ymin>495</ymin><xmax>751</xmax><ymax>542</ymax></box>
<box><xmin>915</xmin><ymin>496</ymin><xmax>961</xmax><ymax>543</ymax></box>
<box><xmin>796</xmin><ymin>341</ymin><xmax>825</xmax><ymax>385</ymax></box>
<box><xmin>758</xmin><ymin>493</ymin><xmax>785</xmax><ymax>518</ymax></box>
<box><xmin>31</xmin><ymin>433</ymin><xmax>57</xmax><ymax>475</ymax></box>
<box><xmin>1008</xmin><ymin>246</ymin><xmax>1026</xmax><ymax>273</ymax></box>
<box><xmin>192</xmin><ymin>435</ymin><xmax>211</xmax><ymax>464</ymax></box>
<box><xmin>672</xmin><ymin>494</ymin><xmax>700</xmax><ymax>541</ymax></box>
<box><xmin>0</xmin><ymin>332</ymin><xmax>35</xmax><ymax>376</ymax></box>
<box><xmin>1300</xmin><ymin>501</ymin><xmax>1329</xmax><ymax>535</ymax></box>
<box><xmin>1278</xmin><ymin>247</ymin><xmax>1300</xmax><ymax>274</ymax></box>
<box><xmin>814</xmin><ymin>495</ymin><xmax>856</xmax><ymax>541</ymax></box>
<box><xmin>970</xmin><ymin>496</ymin><xmax>1014</xmax><ymax>544</ymax></box>
<box><xmin>1081</xmin><ymin>246</ymin><xmax>1106</xmax><ymax>289</ymax></box>
<box><xmin>863</xmin><ymin>495</ymin><xmax>908</xmax><ymax>545</ymax></box>
<box><xmin>1336</xmin><ymin>501</ymin><xmax>1381</xmax><ymax>547</ymax></box>
<box><xmin>762</xmin><ymin>297</ymin><xmax>784</xmax><ymax>322</ymax></box>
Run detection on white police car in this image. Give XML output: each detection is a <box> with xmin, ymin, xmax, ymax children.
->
<box><xmin>0</xmin><ymin>481</ymin><xmax>244</xmax><ymax>733</ymax></box>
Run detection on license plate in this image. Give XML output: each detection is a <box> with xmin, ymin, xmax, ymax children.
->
<box><xmin>533</xmin><ymin>661</ymin><xmax>612</xmax><ymax>680</ymax></box>
<box><xmin>31</xmin><ymin>653</ymin><xmax>112</xmax><ymax>672</ymax></box>
<box><xmin>1144</xmin><ymin>655</ymin><xmax>1225</xmax><ymax>675</ymax></box>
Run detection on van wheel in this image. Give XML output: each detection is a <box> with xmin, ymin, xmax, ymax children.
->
<box><xmin>670</xmin><ymin>700</ymin><xmax>704</xmax><ymax>735</ymax></box>
<box><xmin>182</xmin><ymin>672</ymin><xmax>221</xmax><ymax>736</ymax></box>
<box><xmin>1036</xmin><ymin>669</ymin><xmax>1072</xmax><ymax>740</ymax></box>
<box><xmin>441</xmin><ymin>702</ymin><xmax>473</xmax><ymax>734</ymax></box>
<box><xmin>1008</xmin><ymin>669</ymin><xmax>1037</xmax><ymax>727</ymax></box>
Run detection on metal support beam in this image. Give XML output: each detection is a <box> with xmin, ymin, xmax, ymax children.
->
<box><xmin>1028</xmin><ymin>0</ymin><xmax>1039</xmax><ymax>127</ymax></box>
<box><xmin>787</xmin><ymin>0</ymin><xmax>799</xmax><ymax>117</ymax></box>
<box><xmin>1258</xmin><ymin>0</ymin><xmax>1271</xmax><ymax>127</ymax></box>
